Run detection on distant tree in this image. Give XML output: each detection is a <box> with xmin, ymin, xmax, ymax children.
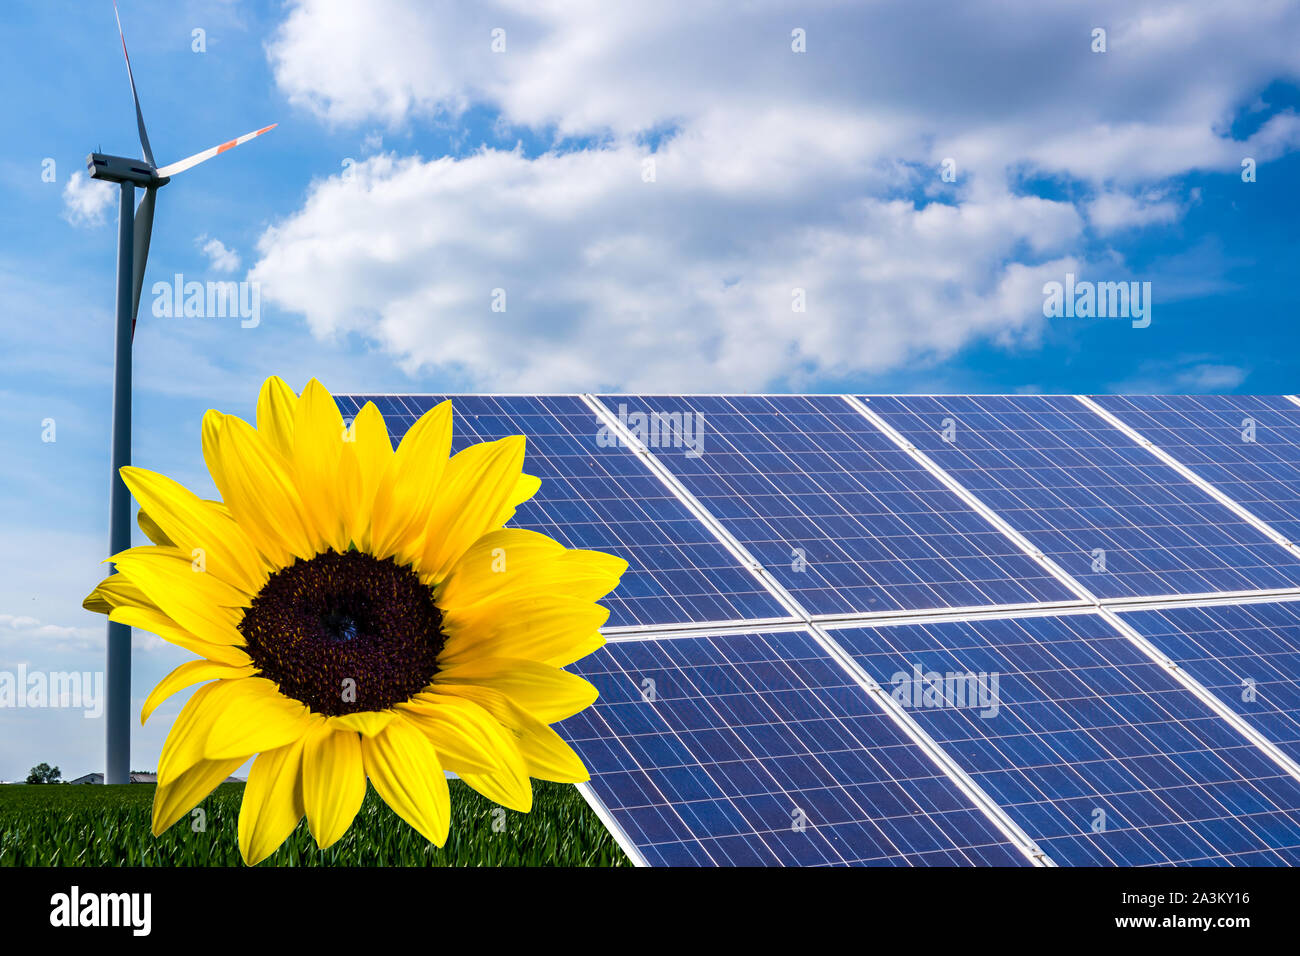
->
<box><xmin>25</xmin><ymin>763</ymin><xmax>61</xmax><ymax>784</ymax></box>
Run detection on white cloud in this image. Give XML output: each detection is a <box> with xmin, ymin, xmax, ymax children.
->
<box><xmin>252</xmin><ymin>0</ymin><xmax>1300</xmax><ymax>390</ymax></box>
<box><xmin>196</xmin><ymin>234</ymin><xmax>242</xmax><ymax>272</ymax></box>
<box><xmin>1110</xmin><ymin>356</ymin><xmax>1251</xmax><ymax>393</ymax></box>
<box><xmin>251</xmin><ymin>149</ymin><xmax>1083</xmax><ymax>391</ymax></box>
<box><xmin>1087</xmin><ymin>190</ymin><xmax>1183</xmax><ymax>234</ymax></box>
<box><xmin>61</xmin><ymin>172</ymin><xmax>115</xmax><ymax>228</ymax></box>
<box><xmin>268</xmin><ymin>0</ymin><xmax>1300</xmax><ymax>178</ymax></box>
<box><xmin>1178</xmin><ymin>363</ymin><xmax>1249</xmax><ymax>391</ymax></box>
<box><xmin>0</xmin><ymin>612</ymin><xmax>160</xmax><ymax>655</ymax></box>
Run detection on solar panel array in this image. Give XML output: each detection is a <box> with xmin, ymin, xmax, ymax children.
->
<box><xmin>1122</xmin><ymin>601</ymin><xmax>1300</xmax><ymax>767</ymax></box>
<box><xmin>338</xmin><ymin>391</ymin><xmax>1300</xmax><ymax>867</ymax></box>
<box><xmin>608</xmin><ymin>395</ymin><xmax>1074</xmax><ymax>615</ymax></box>
<box><xmin>830</xmin><ymin>614</ymin><xmax>1300</xmax><ymax>865</ymax></box>
<box><xmin>565</xmin><ymin>629</ymin><xmax>1028</xmax><ymax>866</ymax></box>
<box><xmin>866</xmin><ymin>395</ymin><xmax>1300</xmax><ymax>599</ymax></box>
<box><xmin>1094</xmin><ymin>395</ymin><xmax>1300</xmax><ymax>546</ymax></box>
<box><xmin>336</xmin><ymin>395</ymin><xmax>788</xmax><ymax>628</ymax></box>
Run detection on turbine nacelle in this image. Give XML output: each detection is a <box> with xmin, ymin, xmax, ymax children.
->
<box><xmin>91</xmin><ymin>1</ymin><xmax>275</xmax><ymax>334</ymax></box>
<box><xmin>86</xmin><ymin>152</ymin><xmax>167</xmax><ymax>187</ymax></box>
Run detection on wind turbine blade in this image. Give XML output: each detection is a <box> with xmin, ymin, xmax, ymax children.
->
<box><xmin>113</xmin><ymin>0</ymin><xmax>155</xmax><ymax>166</ymax></box>
<box><xmin>130</xmin><ymin>186</ymin><xmax>156</xmax><ymax>337</ymax></box>
<box><xmin>155</xmin><ymin>125</ymin><xmax>277</xmax><ymax>178</ymax></box>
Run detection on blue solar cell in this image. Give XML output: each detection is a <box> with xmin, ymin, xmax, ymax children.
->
<box><xmin>596</xmin><ymin>395</ymin><xmax>1074</xmax><ymax>615</ymax></box>
<box><xmin>1122</xmin><ymin>600</ymin><xmax>1300</xmax><ymax>767</ymax></box>
<box><xmin>1093</xmin><ymin>395</ymin><xmax>1300</xmax><ymax>545</ymax></box>
<box><xmin>335</xmin><ymin>394</ymin><xmax>789</xmax><ymax>628</ymax></box>
<box><xmin>559</xmin><ymin>629</ymin><xmax>1029</xmax><ymax>866</ymax></box>
<box><xmin>865</xmin><ymin>395</ymin><xmax>1300</xmax><ymax>599</ymax></box>
<box><xmin>829</xmin><ymin>612</ymin><xmax>1300</xmax><ymax>865</ymax></box>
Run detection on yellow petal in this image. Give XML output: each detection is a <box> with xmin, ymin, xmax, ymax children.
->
<box><xmin>141</xmin><ymin>659</ymin><xmax>257</xmax><ymax>725</ymax></box>
<box><xmin>137</xmin><ymin>509</ymin><xmax>174</xmax><ymax>547</ymax></box>
<box><xmin>326</xmin><ymin>710</ymin><xmax>396</xmax><ymax>737</ymax></box>
<box><xmin>489</xmin><ymin>473</ymin><xmax>541</xmax><ymax>528</ymax></box>
<box><xmin>368</xmin><ymin>401</ymin><xmax>453</xmax><ymax>561</ymax></box>
<box><xmin>109</xmin><ymin>545</ymin><xmax>247</xmax><ymax>608</ymax></box>
<box><xmin>292</xmin><ymin>378</ymin><xmax>350</xmax><ymax>553</ymax></box>
<box><xmin>108</xmin><ymin>547</ymin><xmax>246</xmax><ymax>647</ymax></box>
<box><xmin>436</xmin><ymin>528</ymin><xmax>562</xmax><ymax>606</ymax></box>
<box><xmin>437</xmin><ymin>528</ymin><xmax>625</xmax><ymax>610</ymax></box>
<box><xmin>202</xmin><ymin>677</ymin><xmax>315</xmax><ymax>760</ymax></box>
<box><xmin>433</xmin><ymin>657</ymin><xmax>598</xmax><ymax>724</ymax></box>
<box><xmin>396</xmin><ymin>692</ymin><xmax>517</xmax><ymax>775</ymax></box>
<box><xmin>414</xmin><ymin>689</ymin><xmax>533</xmax><ymax>809</ymax></box>
<box><xmin>510</xmin><ymin>473</ymin><xmax>541</xmax><ymax>508</ymax></box>
<box><xmin>342</xmin><ymin>402</ymin><xmax>392</xmax><ymax>548</ymax></box>
<box><xmin>152</xmin><ymin>756</ymin><xmax>245</xmax><ymax>836</ymax></box>
<box><xmin>256</xmin><ymin>375</ymin><xmax>298</xmax><ymax>460</ymax></box>
<box><xmin>436</xmin><ymin>683</ymin><xmax>590</xmax><ymax>783</ymax></box>
<box><xmin>301</xmin><ymin>724</ymin><xmax>366</xmax><ymax>850</ymax></box>
<box><xmin>419</xmin><ymin>436</ymin><xmax>526</xmax><ymax>581</ymax></box>
<box><xmin>239</xmin><ymin>736</ymin><xmax>309</xmax><ymax>865</ymax></box>
<box><xmin>109</xmin><ymin>604</ymin><xmax>252</xmax><ymax>667</ymax></box>
<box><xmin>458</xmin><ymin>765</ymin><xmax>533</xmax><ymax>813</ymax></box>
<box><xmin>439</xmin><ymin>596</ymin><xmax>609</xmax><ymax>669</ymax></box>
<box><xmin>360</xmin><ymin>714</ymin><xmax>450</xmax><ymax>846</ymax></box>
<box><xmin>157</xmin><ymin>681</ymin><xmax>225</xmax><ymax>785</ymax></box>
<box><xmin>122</xmin><ymin>466</ymin><xmax>267</xmax><ymax>595</ymax></box>
<box><xmin>201</xmin><ymin>410</ymin><xmax>228</xmax><ymax>496</ymax></box>
<box><xmin>537</xmin><ymin>631</ymin><xmax>606</xmax><ymax>670</ymax></box>
<box><xmin>204</xmin><ymin>411</ymin><xmax>316</xmax><ymax>566</ymax></box>
<box><xmin>83</xmin><ymin>573</ymin><xmax>150</xmax><ymax>615</ymax></box>
<box><xmin>510</xmin><ymin>721</ymin><xmax>589</xmax><ymax>783</ymax></box>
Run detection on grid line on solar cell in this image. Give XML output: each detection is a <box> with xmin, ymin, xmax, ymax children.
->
<box><xmin>863</xmin><ymin>395</ymin><xmax>1300</xmax><ymax>600</ymax></box>
<box><xmin>1093</xmin><ymin>395</ymin><xmax>1300</xmax><ymax>546</ymax></box>
<box><xmin>595</xmin><ymin>395</ymin><xmax>1075</xmax><ymax>616</ymax></box>
<box><xmin>1123</xmin><ymin>601</ymin><xmax>1300</xmax><ymax>769</ymax></box>
<box><xmin>829</xmin><ymin>613</ymin><xmax>1300</xmax><ymax>866</ymax></box>
<box><xmin>559</xmin><ymin>630</ymin><xmax>1028</xmax><ymax>866</ymax></box>
<box><xmin>335</xmin><ymin>394</ymin><xmax>788</xmax><ymax>629</ymax></box>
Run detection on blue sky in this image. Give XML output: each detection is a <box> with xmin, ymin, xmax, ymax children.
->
<box><xmin>2</xmin><ymin>0</ymin><xmax>1299</xmax><ymax>779</ymax></box>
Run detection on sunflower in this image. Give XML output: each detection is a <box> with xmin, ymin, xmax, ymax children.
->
<box><xmin>83</xmin><ymin>376</ymin><xmax>624</xmax><ymax>865</ymax></box>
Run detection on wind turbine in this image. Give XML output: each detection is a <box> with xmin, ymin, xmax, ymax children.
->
<box><xmin>89</xmin><ymin>1</ymin><xmax>275</xmax><ymax>784</ymax></box>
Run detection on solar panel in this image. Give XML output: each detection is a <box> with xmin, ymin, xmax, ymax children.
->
<box><xmin>828</xmin><ymin>612</ymin><xmax>1300</xmax><ymax>865</ymax></box>
<box><xmin>559</xmin><ymin>628</ymin><xmax>1030</xmax><ymax>865</ymax></box>
<box><xmin>345</xmin><ymin>391</ymin><xmax>1300</xmax><ymax>867</ymax></box>
<box><xmin>1092</xmin><ymin>395</ymin><xmax>1300</xmax><ymax>546</ymax></box>
<box><xmin>864</xmin><ymin>395</ymin><xmax>1300</xmax><ymax>599</ymax></box>
<box><xmin>336</xmin><ymin>395</ymin><xmax>789</xmax><ymax>629</ymax></box>
<box><xmin>596</xmin><ymin>395</ymin><xmax>1075</xmax><ymax>615</ymax></box>
<box><xmin>1122</xmin><ymin>600</ymin><xmax>1300</xmax><ymax>767</ymax></box>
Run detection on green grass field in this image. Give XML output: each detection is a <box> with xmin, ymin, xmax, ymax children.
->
<box><xmin>0</xmin><ymin>780</ymin><xmax>630</xmax><ymax>866</ymax></box>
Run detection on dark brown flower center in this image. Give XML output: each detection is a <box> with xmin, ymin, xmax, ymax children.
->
<box><xmin>238</xmin><ymin>549</ymin><xmax>446</xmax><ymax>716</ymax></box>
